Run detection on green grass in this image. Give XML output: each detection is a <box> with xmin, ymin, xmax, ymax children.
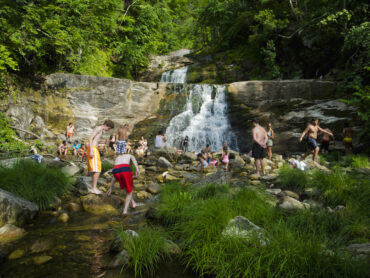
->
<box><xmin>277</xmin><ymin>164</ymin><xmax>309</xmax><ymax>193</ymax></box>
<box><xmin>116</xmin><ymin>225</ymin><xmax>170</xmax><ymax>277</ymax></box>
<box><xmin>349</xmin><ymin>155</ymin><xmax>369</xmax><ymax>168</ymax></box>
<box><xmin>154</xmin><ymin>182</ymin><xmax>368</xmax><ymax>278</ymax></box>
<box><xmin>0</xmin><ymin>159</ymin><xmax>72</xmax><ymax>209</ymax></box>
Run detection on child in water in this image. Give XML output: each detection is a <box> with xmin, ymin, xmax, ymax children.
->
<box><xmin>107</xmin><ymin>153</ymin><xmax>140</xmax><ymax>216</ymax></box>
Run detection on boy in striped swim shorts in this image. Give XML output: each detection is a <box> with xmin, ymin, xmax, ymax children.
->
<box><xmin>107</xmin><ymin>153</ymin><xmax>140</xmax><ymax>216</ymax></box>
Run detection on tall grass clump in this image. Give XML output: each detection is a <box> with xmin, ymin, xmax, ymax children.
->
<box><xmin>348</xmin><ymin>155</ymin><xmax>369</xmax><ymax>168</ymax></box>
<box><xmin>0</xmin><ymin>159</ymin><xmax>72</xmax><ymax>209</ymax></box>
<box><xmin>277</xmin><ymin>164</ymin><xmax>309</xmax><ymax>193</ymax></box>
<box><xmin>117</xmin><ymin>225</ymin><xmax>170</xmax><ymax>277</ymax></box>
<box><xmin>156</xmin><ymin>183</ymin><xmax>368</xmax><ymax>277</ymax></box>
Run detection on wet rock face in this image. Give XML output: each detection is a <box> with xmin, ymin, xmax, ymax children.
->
<box><xmin>227</xmin><ymin>80</ymin><xmax>356</xmax><ymax>153</ymax></box>
<box><xmin>0</xmin><ymin>189</ymin><xmax>39</xmax><ymax>226</ymax></box>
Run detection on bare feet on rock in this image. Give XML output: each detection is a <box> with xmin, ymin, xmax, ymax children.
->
<box><xmin>90</xmin><ymin>189</ymin><xmax>103</xmax><ymax>195</ymax></box>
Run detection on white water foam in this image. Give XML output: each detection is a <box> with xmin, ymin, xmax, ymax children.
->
<box><xmin>161</xmin><ymin>66</ymin><xmax>238</xmax><ymax>152</ymax></box>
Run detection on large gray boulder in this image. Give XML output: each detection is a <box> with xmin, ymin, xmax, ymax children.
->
<box><xmin>157</xmin><ymin>157</ymin><xmax>173</xmax><ymax>170</ymax></box>
<box><xmin>222</xmin><ymin>216</ymin><xmax>269</xmax><ymax>246</ymax></box>
<box><xmin>194</xmin><ymin>169</ymin><xmax>231</xmax><ymax>186</ymax></box>
<box><xmin>61</xmin><ymin>165</ymin><xmax>83</xmax><ymax>176</ymax></box>
<box><xmin>153</xmin><ymin>147</ymin><xmax>179</xmax><ymax>163</ymax></box>
<box><xmin>0</xmin><ymin>189</ymin><xmax>39</xmax><ymax>226</ymax></box>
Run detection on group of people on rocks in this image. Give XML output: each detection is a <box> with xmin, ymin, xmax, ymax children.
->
<box><xmin>58</xmin><ymin>117</ymin><xmax>354</xmax><ymax>216</ymax></box>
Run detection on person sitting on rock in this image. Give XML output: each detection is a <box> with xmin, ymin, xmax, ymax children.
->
<box><xmin>197</xmin><ymin>152</ymin><xmax>209</xmax><ymax>169</ymax></box>
<box><xmin>125</xmin><ymin>139</ymin><xmax>133</xmax><ymax>154</ymax></box>
<box><xmin>72</xmin><ymin>140</ymin><xmax>81</xmax><ymax>156</ymax></box>
<box><xmin>107</xmin><ymin>153</ymin><xmax>140</xmax><ymax>216</ymax></box>
<box><xmin>135</xmin><ymin>144</ymin><xmax>145</xmax><ymax>157</ymax></box>
<box><xmin>78</xmin><ymin>143</ymin><xmax>87</xmax><ymax>160</ymax></box>
<box><xmin>221</xmin><ymin>145</ymin><xmax>230</xmax><ymax>172</ymax></box>
<box><xmin>155</xmin><ymin>130</ymin><xmax>166</xmax><ymax>148</ymax></box>
<box><xmin>57</xmin><ymin>140</ymin><xmax>68</xmax><ymax>156</ymax></box>
<box><xmin>139</xmin><ymin>136</ymin><xmax>148</xmax><ymax>152</ymax></box>
<box><xmin>202</xmin><ymin>144</ymin><xmax>213</xmax><ymax>163</ymax></box>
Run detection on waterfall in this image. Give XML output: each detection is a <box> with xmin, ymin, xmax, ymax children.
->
<box><xmin>160</xmin><ymin>67</ymin><xmax>238</xmax><ymax>152</ymax></box>
<box><xmin>160</xmin><ymin>66</ymin><xmax>188</xmax><ymax>83</ymax></box>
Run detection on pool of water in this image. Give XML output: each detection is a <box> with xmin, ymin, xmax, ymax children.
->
<box><xmin>0</xmin><ymin>207</ymin><xmax>196</xmax><ymax>278</ymax></box>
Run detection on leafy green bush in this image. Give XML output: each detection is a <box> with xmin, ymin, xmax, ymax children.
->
<box><xmin>277</xmin><ymin>164</ymin><xmax>309</xmax><ymax>193</ymax></box>
<box><xmin>117</xmin><ymin>226</ymin><xmax>170</xmax><ymax>277</ymax></box>
<box><xmin>349</xmin><ymin>155</ymin><xmax>369</xmax><ymax>168</ymax></box>
<box><xmin>0</xmin><ymin>159</ymin><xmax>72</xmax><ymax>209</ymax></box>
<box><xmin>0</xmin><ymin>113</ymin><xmax>28</xmax><ymax>154</ymax></box>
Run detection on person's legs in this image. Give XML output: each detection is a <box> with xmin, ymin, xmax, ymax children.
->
<box><xmin>312</xmin><ymin>146</ymin><xmax>320</xmax><ymax>164</ymax></box>
<box><xmin>123</xmin><ymin>192</ymin><xmax>132</xmax><ymax>215</ymax></box>
<box><xmin>255</xmin><ymin>159</ymin><xmax>260</xmax><ymax>175</ymax></box>
<box><xmin>268</xmin><ymin>146</ymin><xmax>272</xmax><ymax>160</ymax></box>
<box><xmin>225</xmin><ymin>162</ymin><xmax>229</xmax><ymax>171</ymax></box>
<box><xmin>91</xmin><ymin>172</ymin><xmax>102</xmax><ymax>194</ymax></box>
<box><xmin>261</xmin><ymin>159</ymin><xmax>265</xmax><ymax>175</ymax></box>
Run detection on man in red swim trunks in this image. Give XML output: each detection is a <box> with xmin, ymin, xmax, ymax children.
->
<box><xmin>107</xmin><ymin>153</ymin><xmax>140</xmax><ymax>216</ymax></box>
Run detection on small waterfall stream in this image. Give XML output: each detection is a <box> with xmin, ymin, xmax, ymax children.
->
<box><xmin>161</xmin><ymin>67</ymin><xmax>238</xmax><ymax>152</ymax></box>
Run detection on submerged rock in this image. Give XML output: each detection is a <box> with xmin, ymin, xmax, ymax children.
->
<box><xmin>32</xmin><ymin>255</ymin><xmax>52</xmax><ymax>265</ymax></box>
<box><xmin>8</xmin><ymin>248</ymin><xmax>25</xmax><ymax>259</ymax></box>
<box><xmin>66</xmin><ymin>202</ymin><xmax>82</xmax><ymax>212</ymax></box>
<box><xmin>136</xmin><ymin>191</ymin><xmax>152</xmax><ymax>200</ymax></box>
<box><xmin>222</xmin><ymin>216</ymin><xmax>269</xmax><ymax>246</ymax></box>
<box><xmin>0</xmin><ymin>189</ymin><xmax>39</xmax><ymax>226</ymax></box>
<box><xmin>109</xmin><ymin>236</ymin><xmax>124</xmax><ymax>254</ymax></box>
<box><xmin>0</xmin><ymin>224</ymin><xmax>26</xmax><ymax>244</ymax></box>
<box><xmin>31</xmin><ymin>239</ymin><xmax>54</xmax><ymax>253</ymax></box>
<box><xmin>109</xmin><ymin>249</ymin><xmax>130</xmax><ymax>268</ymax></box>
<box><xmin>80</xmin><ymin>194</ymin><xmax>123</xmax><ymax>215</ymax></box>
<box><xmin>57</xmin><ymin>213</ymin><xmax>69</xmax><ymax>223</ymax></box>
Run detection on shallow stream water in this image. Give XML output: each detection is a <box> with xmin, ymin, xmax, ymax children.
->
<box><xmin>0</xmin><ymin>204</ymin><xmax>195</xmax><ymax>278</ymax></box>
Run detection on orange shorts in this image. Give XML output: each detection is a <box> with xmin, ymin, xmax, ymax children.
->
<box><xmin>67</xmin><ymin>133</ymin><xmax>73</xmax><ymax>138</ymax></box>
<box><xmin>87</xmin><ymin>146</ymin><xmax>101</xmax><ymax>173</ymax></box>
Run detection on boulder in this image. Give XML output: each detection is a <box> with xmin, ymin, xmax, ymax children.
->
<box><xmin>283</xmin><ymin>190</ymin><xmax>300</xmax><ymax>200</ymax></box>
<box><xmin>278</xmin><ymin>196</ymin><xmax>308</xmax><ymax>210</ymax></box>
<box><xmin>259</xmin><ymin>174</ymin><xmax>277</xmax><ymax>182</ymax></box>
<box><xmin>73</xmin><ymin>176</ymin><xmax>107</xmax><ymax>195</ymax></box>
<box><xmin>80</xmin><ymin>194</ymin><xmax>123</xmax><ymax>215</ymax></box>
<box><xmin>266</xmin><ymin>189</ymin><xmax>282</xmax><ymax>196</ymax></box>
<box><xmin>164</xmin><ymin>174</ymin><xmax>179</xmax><ymax>181</ymax></box>
<box><xmin>136</xmin><ymin>191</ymin><xmax>152</xmax><ymax>200</ymax></box>
<box><xmin>57</xmin><ymin>213</ymin><xmax>69</xmax><ymax>223</ymax></box>
<box><xmin>203</xmin><ymin>166</ymin><xmax>217</xmax><ymax>173</ymax></box>
<box><xmin>31</xmin><ymin>239</ymin><xmax>54</xmax><ymax>253</ymax></box>
<box><xmin>0</xmin><ymin>189</ymin><xmax>39</xmax><ymax>226</ymax></box>
<box><xmin>165</xmin><ymin>240</ymin><xmax>182</xmax><ymax>256</ymax></box>
<box><xmin>181</xmin><ymin>152</ymin><xmax>197</xmax><ymax>162</ymax></box>
<box><xmin>345</xmin><ymin>243</ymin><xmax>370</xmax><ymax>258</ymax></box>
<box><xmin>157</xmin><ymin>157</ymin><xmax>173</xmax><ymax>169</ymax></box>
<box><xmin>109</xmin><ymin>249</ymin><xmax>130</xmax><ymax>268</ymax></box>
<box><xmin>66</xmin><ymin>202</ymin><xmax>82</xmax><ymax>212</ymax></box>
<box><xmin>181</xmin><ymin>172</ymin><xmax>202</xmax><ymax>184</ymax></box>
<box><xmin>0</xmin><ymin>224</ymin><xmax>26</xmax><ymax>244</ymax></box>
<box><xmin>194</xmin><ymin>170</ymin><xmax>231</xmax><ymax>187</ymax></box>
<box><xmin>229</xmin><ymin>156</ymin><xmax>245</xmax><ymax>169</ymax></box>
<box><xmin>109</xmin><ymin>236</ymin><xmax>124</xmax><ymax>254</ymax></box>
<box><xmin>241</xmin><ymin>154</ymin><xmax>252</xmax><ymax>164</ymax></box>
<box><xmin>302</xmin><ymin>199</ymin><xmax>323</xmax><ymax>209</ymax></box>
<box><xmin>42</xmin><ymin>158</ymin><xmax>65</xmax><ymax>168</ymax></box>
<box><xmin>249</xmin><ymin>174</ymin><xmax>260</xmax><ymax>180</ymax></box>
<box><xmin>153</xmin><ymin>147</ymin><xmax>179</xmax><ymax>162</ymax></box>
<box><xmin>147</xmin><ymin>183</ymin><xmax>161</xmax><ymax>194</ymax></box>
<box><xmin>32</xmin><ymin>255</ymin><xmax>52</xmax><ymax>265</ymax></box>
<box><xmin>61</xmin><ymin>165</ymin><xmax>83</xmax><ymax>176</ymax></box>
<box><xmin>8</xmin><ymin>248</ymin><xmax>25</xmax><ymax>259</ymax></box>
<box><xmin>222</xmin><ymin>216</ymin><xmax>269</xmax><ymax>246</ymax></box>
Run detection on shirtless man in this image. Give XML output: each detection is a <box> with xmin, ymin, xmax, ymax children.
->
<box><xmin>88</xmin><ymin>120</ymin><xmax>115</xmax><ymax>194</ymax></box>
<box><xmin>299</xmin><ymin>119</ymin><xmax>333</xmax><ymax>164</ymax></box>
<box><xmin>107</xmin><ymin>153</ymin><xmax>140</xmax><ymax>216</ymax></box>
<box><xmin>115</xmin><ymin>124</ymin><xmax>129</xmax><ymax>155</ymax></box>
<box><xmin>251</xmin><ymin>118</ymin><xmax>268</xmax><ymax>176</ymax></box>
<box><xmin>320</xmin><ymin>128</ymin><xmax>335</xmax><ymax>154</ymax></box>
<box><xmin>342</xmin><ymin>122</ymin><xmax>354</xmax><ymax>155</ymax></box>
<box><xmin>66</xmin><ymin>123</ymin><xmax>77</xmax><ymax>143</ymax></box>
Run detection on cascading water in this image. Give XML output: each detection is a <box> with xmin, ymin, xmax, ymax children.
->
<box><xmin>161</xmin><ymin>67</ymin><xmax>238</xmax><ymax>152</ymax></box>
<box><xmin>160</xmin><ymin>66</ymin><xmax>188</xmax><ymax>83</ymax></box>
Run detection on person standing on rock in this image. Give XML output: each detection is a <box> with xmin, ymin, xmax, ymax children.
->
<box><xmin>266</xmin><ymin>122</ymin><xmax>274</xmax><ymax>160</ymax></box>
<box><xmin>115</xmin><ymin>124</ymin><xmax>129</xmax><ymax>155</ymax></box>
<box><xmin>299</xmin><ymin>119</ymin><xmax>333</xmax><ymax>164</ymax></box>
<box><xmin>107</xmin><ymin>153</ymin><xmax>140</xmax><ymax>216</ymax></box>
<box><xmin>66</xmin><ymin>122</ymin><xmax>77</xmax><ymax>143</ymax></box>
<box><xmin>181</xmin><ymin>135</ymin><xmax>189</xmax><ymax>153</ymax></box>
<box><xmin>320</xmin><ymin>128</ymin><xmax>335</xmax><ymax>154</ymax></box>
<box><xmin>88</xmin><ymin>120</ymin><xmax>114</xmax><ymax>195</ymax></box>
<box><xmin>251</xmin><ymin>118</ymin><xmax>268</xmax><ymax>176</ymax></box>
